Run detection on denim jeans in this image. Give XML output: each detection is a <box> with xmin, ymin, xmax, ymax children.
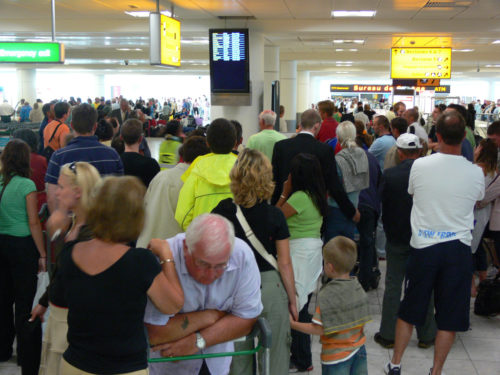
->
<box><xmin>324</xmin><ymin>206</ymin><xmax>356</xmax><ymax>243</ymax></box>
<box><xmin>321</xmin><ymin>345</ymin><xmax>367</xmax><ymax>375</ymax></box>
<box><xmin>356</xmin><ymin>205</ymin><xmax>379</xmax><ymax>290</ymax></box>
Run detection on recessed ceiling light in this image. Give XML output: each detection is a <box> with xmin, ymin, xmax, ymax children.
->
<box><xmin>335</xmin><ymin>48</ymin><xmax>344</xmax><ymax>52</ymax></box>
<box><xmin>333</xmin><ymin>39</ymin><xmax>364</xmax><ymax>44</ymax></box>
<box><xmin>332</xmin><ymin>10</ymin><xmax>376</xmax><ymax>17</ymax></box>
<box><xmin>485</xmin><ymin>64</ymin><xmax>500</xmax><ymax>68</ymax></box>
<box><xmin>116</xmin><ymin>48</ymin><xmax>143</xmax><ymax>51</ymax></box>
<box><xmin>125</xmin><ymin>10</ymin><xmax>171</xmax><ymax>17</ymax></box>
<box><xmin>492</xmin><ymin>40</ymin><xmax>500</xmax><ymax>44</ymax></box>
<box><xmin>349</xmin><ymin>49</ymin><xmax>358</xmax><ymax>52</ymax></box>
<box><xmin>181</xmin><ymin>39</ymin><xmax>209</xmax><ymax>45</ymax></box>
<box><xmin>452</xmin><ymin>49</ymin><xmax>474</xmax><ymax>52</ymax></box>
<box><xmin>335</xmin><ymin>71</ymin><xmax>349</xmax><ymax>74</ymax></box>
<box><xmin>24</xmin><ymin>38</ymin><xmax>52</xmax><ymax>42</ymax></box>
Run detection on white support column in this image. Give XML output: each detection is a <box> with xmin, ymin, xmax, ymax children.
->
<box><xmin>96</xmin><ymin>73</ymin><xmax>106</xmax><ymax>98</ymax></box>
<box><xmin>211</xmin><ymin>31</ymin><xmax>265</xmax><ymax>144</ymax></box>
<box><xmin>264</xmin><ymin>45</ymin><xmax>279</xmax><ymax>111</ymax></box>
<box><xmin>297</xmin><ymin>70</ymin><xmax>310</xmax><ymax>114</ymax></box>
<box><xmin>16</xmin><ymin>68</ymin><xmax>37</xmax><ymax>104</ymax></box>
<box><xmin>280</xmin><ymin>60</ymin><xmax>297</xmax><ymax>131</ymax></box>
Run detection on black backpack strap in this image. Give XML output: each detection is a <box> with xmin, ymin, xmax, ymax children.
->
<box><xmin>47</xmin><ymin>121</ymin><xmax>64</xmax><ymax>144</ymax></box>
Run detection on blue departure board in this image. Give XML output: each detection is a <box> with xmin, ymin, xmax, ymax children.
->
<box><xmin>209</xmin><ymin>29</ymin><xmax>249</xmax><ymax>93</ymax></box>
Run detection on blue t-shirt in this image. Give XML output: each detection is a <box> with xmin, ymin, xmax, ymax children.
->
<box><xmin>368</xmin><ymin>134</ymin><xmax>396</xmax><ymax>170</ymax></box>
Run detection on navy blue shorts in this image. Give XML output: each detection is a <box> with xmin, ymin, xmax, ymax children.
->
<box><xmin>398</xmin><ymin>240</ymin><xmax>473</xmax><ymax>332</ymax></box>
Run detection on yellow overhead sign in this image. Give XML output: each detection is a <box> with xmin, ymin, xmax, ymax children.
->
<box><xmin>391</xmin><ymin>48</ymin><xmax>451</xmax><ymax>79</ymax></box>
<box><xmin>160</xmin><ymin>14</ymin><xmax>180</xmax><ymax>67</ymax></box>
<box><xmin>391</xmin><ymin>36</ymin><xmax>452</xmax><ymax>48</ymax></box>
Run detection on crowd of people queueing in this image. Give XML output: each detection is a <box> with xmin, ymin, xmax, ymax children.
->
<box><xmin>0</xmin><ymin>96</ymin><xmax>499</xmax><ymax>375</ymax></box>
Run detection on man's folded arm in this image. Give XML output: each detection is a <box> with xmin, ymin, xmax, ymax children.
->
<box><xmin>146</xmin><ymin>310</ymin><xmax>226</xmax><ymax>346</ymax></box>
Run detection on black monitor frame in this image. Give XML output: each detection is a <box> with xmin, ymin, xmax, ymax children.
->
<box><xmin>209</xmin><ymin>28</ymin><xmax>250</xmax><ymax>93</ymax></box>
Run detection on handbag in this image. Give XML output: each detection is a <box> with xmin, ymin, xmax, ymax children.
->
<box><xmin>42</xmin><ymin>121</ymin><xmax>64</xmax><ymax>162</ymax></box>
<box><xmin>235</xmin><ymin>204</ymin><xmax>278</xmax><ymax>270</ymax></box>
<box><xmin>474</xmin><ymin>273</ymin><xmax>500</xmax><ymax>316</ymax></box>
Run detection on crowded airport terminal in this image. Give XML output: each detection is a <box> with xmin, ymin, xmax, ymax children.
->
<box><xmin>1</xmin><ymin>1</ymin><xmax>500</xmax><ymax>375</ymax></box>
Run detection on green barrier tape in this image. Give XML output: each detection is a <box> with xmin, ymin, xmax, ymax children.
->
<box><xmin>148</xmin><ymin>343</ymin><xmax>262</xmax><ymax>363</ymax></box>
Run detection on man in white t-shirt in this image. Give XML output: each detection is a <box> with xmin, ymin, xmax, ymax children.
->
<box><xmin>385</xmin><ymin>112</ymin><xmax>485</xmax><ymax>375</ymax></box>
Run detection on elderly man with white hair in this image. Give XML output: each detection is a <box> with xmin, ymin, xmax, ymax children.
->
<box><xmin>145</xmin><ymin>214</ymin><xmax>263</xmax><ymax>375</ymax></box>
<box><xmin>246</xmin><ymin>109</ymin><xmax>286</xmax><ymax>161</ymax></box>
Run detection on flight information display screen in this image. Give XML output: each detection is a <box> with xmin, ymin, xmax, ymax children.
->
<box><xmin>209</xmin><ymin>29</ymin><xmax>249</xmax><ymax>93</ymax></box>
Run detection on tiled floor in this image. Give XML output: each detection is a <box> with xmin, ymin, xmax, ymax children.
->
<box><xmin>1</xmin><ymin>261</ymin><xmax>499</xmax><ymax>375</ymax></box>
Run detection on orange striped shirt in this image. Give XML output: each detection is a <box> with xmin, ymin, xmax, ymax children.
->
<box><xmin>312</xmin><ymin>305</ymin><xmax>367</xmax><ymax>364</ymax></box>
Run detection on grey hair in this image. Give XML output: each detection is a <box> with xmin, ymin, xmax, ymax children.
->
<box><xmin>336</xmin><ymin>121</ymin><xmax>357</xmax><ymax>149</ymax></box>
<box><xmin>258</xmin><ymin>110</ymin><xmax>277</xmax><ymax>127</ymax></box>
<box><xmin>185</xmin><ymin>214</ymin><xmax>235</xmax><ymax>256</ymax></box>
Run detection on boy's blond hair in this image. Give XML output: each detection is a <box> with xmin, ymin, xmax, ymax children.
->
<box><xmin>323</xmin><ymin>236</ymin><xmax>357</xmax><ymax>274</ymax></box>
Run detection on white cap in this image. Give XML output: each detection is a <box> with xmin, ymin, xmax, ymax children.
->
<box><xmin>396</xmin><ymin>133</ymin><xmax>422</xmax><ymax>149</ymax></box>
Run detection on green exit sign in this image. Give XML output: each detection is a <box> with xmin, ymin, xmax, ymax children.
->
<box><xmin>0</xmin><ymin>42</ymin><xmax>65</xmax><ymax>63</ymax></box>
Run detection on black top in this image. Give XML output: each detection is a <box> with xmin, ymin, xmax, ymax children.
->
<box><xmin>380</xmin><ymin>159</ymin><xmax>414</xmax><ymax>245</ymax></box>
<box><xmin>44</xmin><ymin>225</ymin><xmax>93</xmax><ymax>308</ymax></box>
<box><xmin>120</xmin><ymin>152</ymin><xmax>160</xmax><ymax>187</ymax></box>
<box><xmin>212</xmin><ymin>198</ymin><xmax>290</xmax><ymax>272</ymax></box>
<box><xmin>60</xmin><ymin>245</ymin><xmax>161</xmax><ymax>374</ymax></box>
<box><xmin>271</xmin><ymin>133</ymin><xmax>356</xmax><ymax>219</ymax></box>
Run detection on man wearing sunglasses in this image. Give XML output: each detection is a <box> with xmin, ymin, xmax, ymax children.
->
<box><xmin>145</xmin><ymin>214</ymin><xmax>262</xmax><ymax>375</ymax></box>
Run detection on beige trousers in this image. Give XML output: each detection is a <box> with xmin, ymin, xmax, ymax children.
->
<box><xmin>60</xmin><ymin>358</ymin><xmax>149</xmax><ymax>375</ymax></box>
<box><xmin>39</xmin><ymin>304</ymin><xmax>69</xmax><ymax>375</ymax></box>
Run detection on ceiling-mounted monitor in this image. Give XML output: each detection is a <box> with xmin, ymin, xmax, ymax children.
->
<box><xmin>391</xmin><ymin>47</ymin><xmax>451</xmax><ymax>79</ymax></box>
<box><xmin>209</xmin><ymin>29</ymin><xmax>249</xmax><ymax>93</ymax></box>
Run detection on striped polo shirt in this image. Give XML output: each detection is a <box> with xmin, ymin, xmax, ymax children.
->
<box><xmin>45</xmin><ymin>135</ymin><xmax>123</xmax><ymax>184</ymax></box>
<box><xmin>312</xmin><ymin>305</ymin><xmax>367</xmax><ymax>365</ymax></box>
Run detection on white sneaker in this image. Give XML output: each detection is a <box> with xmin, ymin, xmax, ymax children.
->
<box><xmin>384</xmin><ymin>362</ymin><xmax>401</xmax><ymax>375</ymax></box>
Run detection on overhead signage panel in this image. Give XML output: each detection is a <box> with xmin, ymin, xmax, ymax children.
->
<box><xmin>160</xmin><ymin>14</ymin><xmax>181</xmax><ymax>67</ymax></box>
<box><xmin>330</xmin><ymin>83</ymin><xmax>450</xmax><ymax>94</ymax></box>
<box><xmin>0</xmin><ymin>42</ymin><xmax>64</xmax><ymax>63</ymax></box>
<box><xmin>391</xmin><ymin>48</ymin><xmax>451</xmax><ymax>79</ymax></box>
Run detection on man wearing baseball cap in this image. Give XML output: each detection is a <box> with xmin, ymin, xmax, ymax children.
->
<box><xmin>375</xmin><ymin>133</ymin><xmax>437</xmax><ymax>352</ymax></box>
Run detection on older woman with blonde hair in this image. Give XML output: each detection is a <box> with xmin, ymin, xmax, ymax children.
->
<box><xmin>324</xmin><ymin>121</ymin><xmax>369</xmax><ymax>242</ymax></box>
<box><xmin>31</xmin><ymin>161</ymin><xmax>101</xmax><ymax>375</ymax></box>
<box><xmin>58</xmin><ymin>176</ymin><xmax>184</xmax><ymax>375</ymax></box>
<box><xmin>213</xmin><ymin>148</ymin><xmax>297</xmax><ymax>375</ymax></box>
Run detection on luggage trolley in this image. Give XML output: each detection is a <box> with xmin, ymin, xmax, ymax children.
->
<box><xmin>148</xmin><ymin>317</ymin><xmax>272</xmax><ymax>375</ymax></box>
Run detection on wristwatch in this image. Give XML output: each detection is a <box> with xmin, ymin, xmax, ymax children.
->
<box><xmin>195</xmin><ymin>332</ymin><xmax>206</xmax><ymax>350</ymax></box>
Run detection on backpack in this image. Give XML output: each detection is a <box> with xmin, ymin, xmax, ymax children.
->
<box><xmin>42</xmin><ymin>121</ymin><xmax>63</xmax><ymax>162</ymax></box>
<box><xmin>474</xmin><ymin>273</ymin><xmax>500</xmax><ymax>316</ymax></box>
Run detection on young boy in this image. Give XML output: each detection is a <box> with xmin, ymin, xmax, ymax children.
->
<box><xmin>290</xmin><ymin>236</ymin><xmax>371</xmax><ymax>375</ymax></box>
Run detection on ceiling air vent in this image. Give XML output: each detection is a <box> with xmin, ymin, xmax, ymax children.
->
<box><xmin>423</xmin><ymin>1</ymin><xmax>472</xmax><ymax>8</ymax></box>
